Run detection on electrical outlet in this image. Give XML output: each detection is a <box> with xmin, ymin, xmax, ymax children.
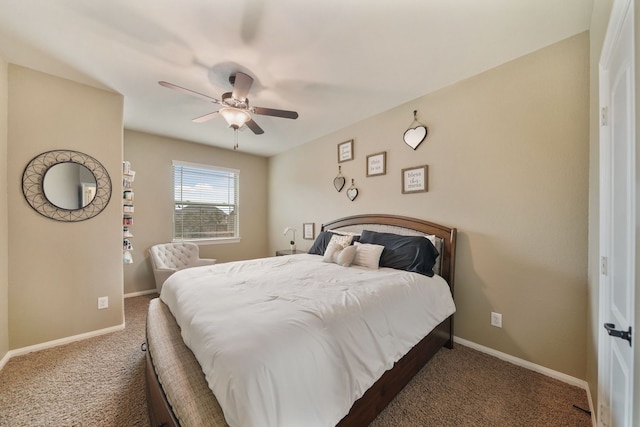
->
<box><xmin>491</xmin><ymin>312</ymin><xmax>502</xmax><ymax>328</ymax></box>
<box><xmin>98</xmin><ymin>296</ymin><xmax>109</xmax><ymax>310</ymax></box>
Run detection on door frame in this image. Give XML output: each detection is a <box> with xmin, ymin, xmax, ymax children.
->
<box><xmin>597</xmin><ymin>0</ymin><xmax>636</xmax><ymax>426</ymax></box>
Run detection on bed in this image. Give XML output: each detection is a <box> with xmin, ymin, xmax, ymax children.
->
<box><xmin>145</xmin><ymin>214</ymin><xmax>457</xmax><ymax>427</ymax></box>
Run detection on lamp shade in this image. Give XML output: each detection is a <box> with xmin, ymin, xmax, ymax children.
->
<box><xmin>219</xmin><ymin>107</ymin><xmax>250</xmax><ymax>129</ymax></box>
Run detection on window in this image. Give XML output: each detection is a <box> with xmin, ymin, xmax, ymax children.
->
<box><xmin>173</xmin><ymin>161</ymin><xmax>239</xmax><ymax>242</ymax></box>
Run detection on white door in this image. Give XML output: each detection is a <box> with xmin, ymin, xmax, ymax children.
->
<box><xmin>598</xmin><ymin>1</ymin><xmax>635</xmax><ymax>426</ymax></box>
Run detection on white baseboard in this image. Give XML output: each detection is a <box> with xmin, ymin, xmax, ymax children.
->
<box><xmin>3</xmin><ymin>323</ymin><xmax>124</xmax><ymax>363</ymax></box>
<box><xmin>587</xmin><ymin>384</ymin><xmax>596</xmax><ymax>427</ymax></box>
<box><xmin>125</xmin><ymin>289</ymin><xmax>158</xmax><ymax>298</ymax></box>
<box><xmin>0</xmin><ymin>351</ymin><xmax>10</xmax><ymax>371</ymax></box>
<box><xmin>454</xmin><ymin>336</ymin><xmax>596</xmax><ymax>426</ymax></box>
<box><xmin>1</xmin><ymin>292</ymin><xmax>155</xmax><ymax>372</ymax></box>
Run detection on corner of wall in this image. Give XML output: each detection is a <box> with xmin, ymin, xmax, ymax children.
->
<box><xmin>0</xmin><ymin>55</ymin><xmax>9</xmax><ymax>363</ymax></box>
<box><xmin>123</xmin><ymin>130</ymin><xmax>270</xmax><ymax>294</ymax></box>
<box><xmin>635</xmin><ymin>3</ymin><xmax>640</xmax><ymax>426</ymax></box>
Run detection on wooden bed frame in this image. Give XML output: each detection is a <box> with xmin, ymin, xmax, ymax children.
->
<box><xmin>145</xmin><ymin>214</ymin><xmax>457</xmax><ymax>427</ymax></box>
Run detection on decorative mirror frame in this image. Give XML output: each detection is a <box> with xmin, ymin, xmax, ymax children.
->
<box><xmin>403</xmin><ymin>110</ymin><xmax>428</xmax><ymax>150</ymax></box>
<box><xmin>22</xmin><ymin>150</ymin><xmax>112</xmax><ymax>222</ymax></box>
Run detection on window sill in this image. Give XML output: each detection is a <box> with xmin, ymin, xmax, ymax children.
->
<box><xmin>173</xmin><ymin>237</ymin><xmax>241</xmax><ymax>245</ymax></box>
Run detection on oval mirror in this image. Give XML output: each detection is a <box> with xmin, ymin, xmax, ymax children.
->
<box><xmin>43</xmin><ymin>162</ymin><xmax>97</xmax><ymax>209</ymax></box>
<box><xmin>22</xmin><ymin>150</ymin><xmax>112</xmax><ymax>222</ymax></box>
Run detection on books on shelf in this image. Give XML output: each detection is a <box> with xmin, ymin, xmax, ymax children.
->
<box><xmin>123</xmin><ymin>161</ymin><xmax>136</xmax><ymax>264</ymax></box>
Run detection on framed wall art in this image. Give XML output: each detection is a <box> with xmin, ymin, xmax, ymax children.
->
<box><xmin>402</xmin><ymin>165</ymin><xmax>428</xmax><ymax>194</ymax></box>
<box><xmin>366</xmin><ymin>151</ymin><xmax>386</xmax><ymax>177</ymax></box>
<box><xmin>337</xmin><ymin>139</ymin><xmax>354</xmax><ymax>163</ymax></box>
<box><xmin>303</xmin><ymin>223</ymin><xmax>315</xmax><ymax>240</ymax></box>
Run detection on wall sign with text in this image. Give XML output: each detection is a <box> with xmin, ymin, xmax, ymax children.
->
<box><xmin>402</xmin><ymin>165</ymin><xmax>428</xmax><ymax>194</ymax></box>
<box><xmin>337</xmin><ymin>139</ymin><xmax>354</xmax><ymax>163</ymax></box>
<box><xmin>366</xmin><ymin>151</ymin><xmax>386</xmax><ymax>177</ymax></box>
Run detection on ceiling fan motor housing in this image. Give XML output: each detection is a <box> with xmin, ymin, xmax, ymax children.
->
<box><xmin>222</xmin><ymin>92</ymin><xmax>249</xmax><ymax>109</ymax></box>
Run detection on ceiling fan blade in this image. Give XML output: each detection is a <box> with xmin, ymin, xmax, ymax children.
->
<box><xmin>231</xmin><ymin>72</ymin><xmax>253</xmax><ymax>101</ymax></box>
<box><xmin>158</xmin><ymin>81</ymin><xmax>220</xmax><ymax>104</ymax></box>
<box><xmin>253</xmin><ymin>106</ymin><xmax>299</xmax><ymax>120</ymax></box>
<box><xmin>245</xmin><ymin>118</ymin><xmax>264</xmax><ymax>134</ymax></box>
<box><xmin>192</xmin><ymin>111</ymin><xmax>219</xmax><ymax>123</ymax></box>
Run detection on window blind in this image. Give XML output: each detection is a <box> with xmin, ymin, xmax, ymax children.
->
<box><xmin>173</xmin><ymin>162</ymin><xmax>239</xmax><ymax>241</ymax></box>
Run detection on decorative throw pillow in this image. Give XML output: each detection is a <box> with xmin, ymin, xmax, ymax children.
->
<box><xmin>308</xmin><ymin>232</ymin><xmax>354</xmax><ymax>255</ymax></box>
<box><xmin>359</xmin><ymin>229</ymin><xmax>439</xmax><ymax>277</ymax></box>
<box><xmin>328</xmin><ymin>233</ymin><xmax>353</xmax><ymax>248</ymax></box>
<box><xmin>352</xmin><ymin>242</ymin><xmax>385</xmax><ymax>269</ymax></box>
<box><xmin>308</xmin><ymin>231</ymin><xmax>335</xmax><ymax>255</ymax></box>
<box><xmin>322</xmin><ymin>243</ymin><xmax>357</xmax><ymax>267</ymax></box>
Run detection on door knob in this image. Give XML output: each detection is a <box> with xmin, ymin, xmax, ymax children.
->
<box><xmin>604</xmin><ymin>323</ymin><xmax>632</xmax><ymax>346</ymax></box>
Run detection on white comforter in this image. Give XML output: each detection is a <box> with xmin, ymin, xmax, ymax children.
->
<box><xmin>160</xmin><ymin>254</ymin><xmax>455</xmax><ymax>427</ymax></box>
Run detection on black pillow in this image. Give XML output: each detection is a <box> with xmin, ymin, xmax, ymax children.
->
<box><xmin>359</xmin><ymin>230</ymin><xmax>439</xmax><ymax>277</ymax></box>
<box><xmin>308</xmin><ymin>231</ymin><xmax>335</xmax><ymax>255</ymax></box>
<box><xmin>308</xmin><ymin>231</ymin><xmax>360</xmax><ymax>255</ymax></box>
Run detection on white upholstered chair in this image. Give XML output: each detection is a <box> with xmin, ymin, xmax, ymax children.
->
<box><xmin>149</xmin><ymin>242</ymin><xmax>216</xmax><ymax>293</ymax></box>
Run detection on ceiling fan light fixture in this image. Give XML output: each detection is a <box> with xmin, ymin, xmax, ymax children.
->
<box><xmin>219</xmin><ymin>107</ymin><xmax>250</xmax><ymax>129</ymax></box>
<box><xmin>159</xmin><ymin>73</ymin><xmax>296</xmax><ymax>137</ymax></box>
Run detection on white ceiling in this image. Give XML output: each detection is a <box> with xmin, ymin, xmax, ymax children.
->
<box><xmin>0</xmin><ymin>0</ymin><xmax>594</xmax><ymax>157</ymax></box>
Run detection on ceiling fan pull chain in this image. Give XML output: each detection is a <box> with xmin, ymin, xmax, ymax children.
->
<box><xmin>233</xmin><ymin>129</ymin><xmax>239</xmax><ymax>150</ymax></box>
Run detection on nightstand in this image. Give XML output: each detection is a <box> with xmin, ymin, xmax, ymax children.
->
<box><xmin>276</xmin><ymin>249</ymin><xmax>306</xmax><ymax>256</ymax></box>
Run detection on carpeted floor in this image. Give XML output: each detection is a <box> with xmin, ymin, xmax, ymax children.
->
<box><xmin>0</xmin><ymin>295</ymin><xmax>592</xmax><ymax>426</ymax></box>
<box><xmin>370</xmin><ymin>342</ymin><xmax>592</xmax><ymax>427</ymax></box>
<box><xmin>0</xmin><ymin>295</ymin><xmax>152</xmax><ymax>427</ymax></box>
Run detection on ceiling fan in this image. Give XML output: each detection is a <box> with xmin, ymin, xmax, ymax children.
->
<box><xmin>158</xmin><ymin>72</ymin><xmax>298</xmax><ymax>137</ymax></box>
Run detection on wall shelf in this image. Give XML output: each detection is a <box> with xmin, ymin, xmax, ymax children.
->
<box><xmin>123</xmin><ymin>161</ymin><xmax>135</xmax><ymax>264</ymax></box>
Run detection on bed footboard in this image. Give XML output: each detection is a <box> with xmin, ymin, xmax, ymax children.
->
<box><xmin>145</xmin><ymin>349</ymin><xmax>179</xmax><ymax>427</ymax></box>
<box><xmin>146</xmin><ymin>298</ymin><xmax>227</xmax><ymax>427</ymax></box>
<box><xmin>337</xmin><ymin>316</ymin><xmax>451</xmax><ymax>426</ymax></box>
<box><xmin>146</xmin><ymin>299</ymin><xmax>452</xmax><ymax>427</ymax></box>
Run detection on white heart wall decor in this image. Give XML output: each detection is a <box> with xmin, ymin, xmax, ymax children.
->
<box><xmin>403</xmin><ymin>126</ymin><xmax>427</xmax><ymax>150</ymax></box>
<box><xmin>346</xmin><ymin>187</ymin><xmax>358</xmax><ymax>201</ymax></box>
<box><xmin>333</xmin><ymin>176</ymin><xmax>345</xmax><ymax>192</ymax></box>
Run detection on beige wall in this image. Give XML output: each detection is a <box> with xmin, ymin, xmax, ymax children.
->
<box><xmin>269</xmin><ymin>33</ymin><xmax>590</xmax><ymax>378</ymax></box>
<box><xmin>0</xmin><ymin>56</ymin><xmax>8</xmax><ymax>360</ymax></box>
<box><xmin>587</xmin><ymin>0</ymin><xmax>614</xmax><ymax>416</ymax></box>
<box><xmin>635</xmin><ymin>3</ymin><xmax>639</xmax><ymax>425</ymax></box>
<box><xmin>7</xmin><ymin>66</ymin><xmax>123</xmax><ymax>349</ymax></box>
<box><xmin>123</xmin><ymin>130</ymin><xmax>269</xmax><ymax>294</ymax></box>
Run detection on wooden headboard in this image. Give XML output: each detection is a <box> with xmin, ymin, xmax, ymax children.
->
<box><xmin>321</xmin><ymin>214</ymin><xmax>457</xmax><ymax>293</ymax></box>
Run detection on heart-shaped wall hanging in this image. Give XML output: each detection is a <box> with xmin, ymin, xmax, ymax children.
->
<box><xmin>333</xmin><ymin>165</ymin><xmax>345</xmax><ymax>192</ymax></box>
<box><xmin>346</xmin><ymin>187</ymin><xmax>358</xmax><ymax>201</ymax></box>
<box><xmin>403</xmin><ymin>126</ymin><xmax>427</xmax><ymax>150</ymax></box>
<box><xmin>346</xmin><ymin>179</ymin><xmax>358</xmax><ymax>201</ymax></box>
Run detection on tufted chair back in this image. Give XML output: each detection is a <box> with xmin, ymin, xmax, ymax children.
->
<box><xmin>149</xmin><ymin>242</ymin><xmax>216</xmax><ymax>293</ymax></box>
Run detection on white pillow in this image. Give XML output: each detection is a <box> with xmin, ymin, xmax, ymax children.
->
<box><xmin>328</xmin><ymin>233</ymin><xmax>353</xmax><ymax>249</ymax></box>
<box><xmin>352</xmin><ymin>242</ymin><xmax>385</xmax><ymax>269</ymax></box>
<box><xmin>323</xmin><ymin>243</ymin><xmax>357</xmax><ymax>267</ymax></box>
